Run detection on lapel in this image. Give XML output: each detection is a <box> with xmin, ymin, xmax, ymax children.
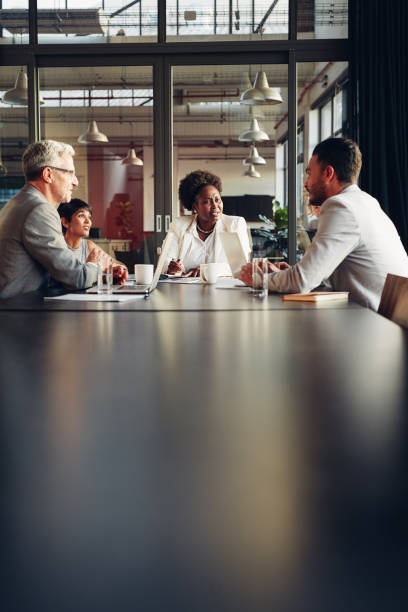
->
<box><xmin>178</xmin><ymin>214</ymin><xmax>229</xmax><ymax>262</ymax></box>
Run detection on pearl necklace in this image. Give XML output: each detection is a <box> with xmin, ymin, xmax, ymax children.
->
<box><xmin>196</xmin><ymin>221</ymin><xmax>215</xmax><ymax>234</ymax></box>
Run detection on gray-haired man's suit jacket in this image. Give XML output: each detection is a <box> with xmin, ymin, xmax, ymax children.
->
<box><xmin>0</xmin><ymin>184</ymin><xmax>97</xmax><ymax>298</ymax></box>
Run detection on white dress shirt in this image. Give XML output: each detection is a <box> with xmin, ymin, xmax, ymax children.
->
<box><xmin>163</xmin><ymin>214</ymin><xmax>251</xmax><ymax>276</ymax></box>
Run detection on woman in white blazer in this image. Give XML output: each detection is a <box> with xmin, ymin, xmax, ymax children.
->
<box><xmin>163</xmin><ymin>170</ymin><xmax>251</xmax><ymax>277</ymax></box>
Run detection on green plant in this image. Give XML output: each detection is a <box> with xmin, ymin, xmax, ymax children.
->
<box><xmin>272</xmin><ymin>200</ymin><xmax>288</xmax><ymax>229</ymax></box>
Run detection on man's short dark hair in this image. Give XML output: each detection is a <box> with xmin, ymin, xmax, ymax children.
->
<box><xmin>312</xmin><ymin>137</ymin><xmax>362</xmax><ymax>184</ymax></box>
<box><xmin>57</xmin><ymin>198</ymin><xmax>92</xmax><ymax>234</ymax></box>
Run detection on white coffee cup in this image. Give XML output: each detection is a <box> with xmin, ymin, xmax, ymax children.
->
<box><xmin>134</xmin><ymin>264</ymin><xmax>154</xmax><ymax>285</ymax></box>
<box><xmin>200</xmin><ymin>263</ymin><xmax>219</xmax><ymax>284</ymax></box>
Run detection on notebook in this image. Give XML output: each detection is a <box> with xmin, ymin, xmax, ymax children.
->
<box><xmin>219</xmin><ymin>232</ymin><xmax>248</xmax><ymax>277</ymax></box>
<box><xmin>282</xmin><ymin>291</ymin><xmax>349</xmax><ymax>302</ymax></box>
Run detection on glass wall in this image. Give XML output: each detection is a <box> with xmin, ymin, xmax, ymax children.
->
<box><xmin>0</xmin><ymin>1</ymin><xmax>349</xmax><ymax>262</ymax></box>
<box><xmin>0</xmin><ymin>1</ymin><xmax>29</xmax><ymax>44</ymax></box>
<box><xmin>35</xmin><ymin>0</ymin><xmax>157</xmax><ymax>44</ymax></box>
<box><xmin>167</xmin><ymin>0</ymin><xmax>288</xmax><ymax>41</ymax></box>
<box><xmin>289</xmin><ymin>60</ymin><xmax>349</xmax><ymax>257</ymax></box>
<box><xmin>0</xmin><ymin>66</ymin><xmax>29</xmax><ymax>209</ymax></box>
<box><xmin>40</xmin><ymin>66</ymin><xmax>154</xmax><ymax>263</ymax></box>
<box><xmin>172</xmin><ymin>63</ymin><xmax>287</xmax><ymax>259</ymax></box>
<box><xmin>298</xmin><ymin>0</ymin><xmax>348</xmax><ymax>39</ymax></box>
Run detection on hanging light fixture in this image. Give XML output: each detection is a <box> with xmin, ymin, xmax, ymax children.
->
<box><xmin>243</xmin><ymin>164</ymin><xmax>261</xmax><ymax>178</ymax></box>
<box><xmin>243</xmin><ymin>144</ymin><xmax>266</xmax><ymax>166</ymax></box>
<box><xmin>240</xmin><ymin>71</ymin><xmax>283</xmax><ymax>106</ymax></box>
<box><xmin>238</xmin><ymin>118</ymin><xmax>269</xmax><ymax>142</ymax></box>
<box><xmin>121</xmin><ymin>147</ymin><xmax>143</xmax><ymax>166</ymax></box>
<box><xmin>2</xmin><ymin>68</ymin><xmax>44</xmax><ymax>106</ymax></box>
<box><xmin>77</xmin><ymin>119</ymin><xmax>109</xmax><ymax>144</ymax></box>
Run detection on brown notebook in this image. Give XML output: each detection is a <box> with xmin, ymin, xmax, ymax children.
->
<box><xmin>282</xmin><ymin>291</ymin><xmax>349</xmax><ymax>302</ymax></box>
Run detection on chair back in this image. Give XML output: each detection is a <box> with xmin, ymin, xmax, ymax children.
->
<box><xmin>378</xmin><ymin>273</ymin><xmax>408</xmax><ymax>328</ymax></box>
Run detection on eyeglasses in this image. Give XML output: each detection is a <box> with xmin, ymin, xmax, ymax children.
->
<box><xmin>46</xmin><ymin>166</ymin><xmax>75</xmax><ymax>175</ymax></box>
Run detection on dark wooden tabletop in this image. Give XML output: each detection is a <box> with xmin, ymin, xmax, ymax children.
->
<box><xmin>1</xmin><ymin>287</ymin><xmax>408</xmax><ymax>611</ymax></box>
<box><xmin>0</xmin><ymin>280</ymin><xmax>362</xmax><ymax>311</ymax></box>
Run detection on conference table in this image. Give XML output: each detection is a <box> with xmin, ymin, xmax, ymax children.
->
<box><xmin>1</xmin><ymin>281</ymin><xmax>408</xmax><ymax>611</ymax></box>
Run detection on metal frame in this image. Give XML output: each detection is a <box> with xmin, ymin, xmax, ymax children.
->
<box><xmin>0</xmin><ymin>0</ymin><xmax>350</xmax><ymax>264</ymax></box>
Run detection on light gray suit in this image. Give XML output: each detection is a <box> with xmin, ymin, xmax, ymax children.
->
<box><xmin>0</xmin><ymin>184</ymin><xmax>97</xmax><ymax>298</ymax></box>
<box><xmin>268</xmin><ymin>185</ymin><xmax>408</xmax><ymax>310</ymax></box>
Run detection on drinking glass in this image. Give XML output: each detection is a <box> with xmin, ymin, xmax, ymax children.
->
<box><xmin>97</xmin><ymin>260</ymin><xmax>113</xmax><ymax>294</ymax></box>
<box><xmin>251</xmin><ymin>257</ymin><xmax>268</xmax><ymax>297</ymax></box>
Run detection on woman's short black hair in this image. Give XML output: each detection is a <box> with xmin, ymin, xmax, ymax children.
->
<box><xmin>57</xmin><ymin>198</ymin><xmax>92</xmax><ymax>233</ymax></box>
<box><xmin>178</xmin><ymin>170</ymin><xmax>222</xmax><ymax>211</ymax></box>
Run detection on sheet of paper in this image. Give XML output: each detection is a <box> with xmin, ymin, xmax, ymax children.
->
<box><xmin>216</xmin><ymin>278</ymin><xmax>246</xmax><ymax>289</ymax></box>
<box><xmin>159</xmin><ymin>278</ymin><xmax>202</xmax><ymax>284</ymax></box>
<box><xmin>44</xmin><ymin>293</ymin><xmax>145</xmax><ymax>302</ymax></box>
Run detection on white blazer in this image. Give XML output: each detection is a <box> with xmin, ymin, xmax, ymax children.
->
<box><xmin>162</xmin><ymin>214</ymin><xmax>251</xmax><ymax>276</ymax></box>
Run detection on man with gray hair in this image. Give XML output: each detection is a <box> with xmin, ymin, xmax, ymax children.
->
<box><xmin>0</xmin><ymin>140</ymin><xmax>125</xmax><ymax>298</ymax></box>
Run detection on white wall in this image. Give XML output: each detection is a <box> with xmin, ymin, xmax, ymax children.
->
<box><xmin>177</xmin><ymin>158</ymin><xmax>275</xmax><ymax>200</ymax></box>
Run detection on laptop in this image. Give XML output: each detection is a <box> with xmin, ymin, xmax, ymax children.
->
<box><xmin>87</xmin><ymin>235</ymin><xmax>173</xmax><ymax>295</ymax></box>
<box><xmin>219</xmin><ymin>232</ymin><xmax>249</xmax><ymax>277</ymax></box>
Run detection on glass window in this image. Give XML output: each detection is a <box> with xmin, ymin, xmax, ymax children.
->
<box><xmin>40</xmin><ymin>66</ymin><xmax>154</xmax><ymax>258</ymax></box>
<box><xmin>333</xmin><ymin>90</ymin><xmax>343</xmax><ymax>135</ymax></box>
<box><xmin>36</xmin><ymin>0</ymin><xmax>157</xmax><ymax>44</ymax></box>
<box><xmin>297</xmin><ymin>61</ymin><xmax>349</xmax><ymax>257</ymax></box>
<box><xmin>0</xmin><ymin>67</ymin><xmax>29</xmax><ymax>209</ymax></box>
<box><xmin>167</xmin><ymin>0</ymin><xmax>288</xmax><ymax>41</ymax></box>
<box><xmin>0</xmin><ymin>1</ymin><xmax>29</xmax><ymax>45</ymax></box>
<box><xmin>320</xmin><ymin>100</ymin><xmax>332</xmax><ymax>140</ymax></box>
<box><xmin>298</xmin><ymin>0</ymin><xmax>348</xmax><ymax>40</ymax></box>
<box><xmin>172</xmin><ymin>63</ymin><xmax>287</xmax><ymax>261</ymax></box>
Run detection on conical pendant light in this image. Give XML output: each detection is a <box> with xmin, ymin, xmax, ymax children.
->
<box><xmin>2</xmin><ymin>68</ymin><xmax>44</xmax><ymax>106</ymax></box>
<box><xmin>77</xmin><ymin>120</ymin><xmax>109</xmax><ymax>144</ymax></box>
<box><xmin>243</xmin><ymin>144</ymin><xmax>266</xmax><ymax>166</ymax></box>
<box><xmin>238</xmin><ymin>118</ymin><xmax>269</xmax><ymax>142</ymax></box>
<box><xmin>121</xmin><ymin>147</ymin><xmax>143</xmax><ymax>166</ymax></box>
<box><xmin>243</xmin><ymin>164</ymin><xmax>261</xmax><ymax>178</ymax></box>
<box><xmin>240</xmin><ymin>71</ymin><xmax>282</xmax><ymax>106</ymax></box>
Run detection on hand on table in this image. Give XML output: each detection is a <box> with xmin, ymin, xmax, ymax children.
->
<box><xmin>113</xmin><ymin>264</ymin><xmax>128</xmax><ymax>285</ymax></box>
<box><xmin>238</xmin><ymin>263</ymin><xmax>254</xmax><ymax>287</ymax></box>
<box><xmin>167</xmin><ymin>259</ymin><xmax>183</xmax><ymax>276</ymax></box>
<box><xmin>269</xmin><ymin>261</ymin><xmax>291</xmax><ymax>271</ymax></box>
<box><xmin>238</xmin><ymin>260</ymin><xmax>291</xmax><ymax>286</ymax></box>
<box><xmin>182</xmin><ymin>266</ymin><xmax>200</xmax><ymax>278</ymax></box>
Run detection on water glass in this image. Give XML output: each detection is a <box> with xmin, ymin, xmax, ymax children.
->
<box><xmin>97</xmin><ymin>260</ymin><xmax>113</xmax><ymax>294</ymax></box>
<box><xmin>251</xmin><ymin>257</ymin><xmax>268</xmax><ymax>297</ymax></box>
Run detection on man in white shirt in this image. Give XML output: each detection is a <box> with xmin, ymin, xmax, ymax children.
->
<box><xmin>239</xmin><ymin>137</ymin><xmax>408</xmax><ymax>310</ymax></box>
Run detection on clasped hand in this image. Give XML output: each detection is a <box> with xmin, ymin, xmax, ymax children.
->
<box><xmin>238</xmin><ymin>260</ymin><xmax>291</xmax><ymax>287</ymax></box>
<box><xmin>87</xmin><ymin>247</ymin><xmax>128</xmax><ymax>285</ymax></box>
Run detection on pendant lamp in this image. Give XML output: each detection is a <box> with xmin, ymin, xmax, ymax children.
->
<box><xmin>77</xmin><ymin>120</ymin><xmax>109</xmax><ymax>144</ymax></box>
<box><xmin>240</xmin><ymin>71</ymin><xmax>283</xmax><ymax>106</ymax></box>
<box><xmin>2</xmin><ymin>68</ymin><xmax>44</xmax><ymax>106</ymax></box>
<box><xmin>243</xmin><ymin>164</ymin><xmax>261</xmax><ymax>178</ymax></box>
<box><xmin>243</xmin><ymin>145</ymin><xmax>266</xmax><ymax>166</ymax></box>
<box><xmin>121</xmin><ymin>148</ymin><xmax>143</xmax><ymax>166</ymax></box>
<box><xmin>238</xmin><ymin>118</ymin><xmax>269</xmax><ymax>142</ymax></box>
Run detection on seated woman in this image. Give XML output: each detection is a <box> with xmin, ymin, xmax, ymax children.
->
<box><xmin>164</xmin><ymin>170</ymin><xmax>251</xmax><ymax>277</ymax></box>
<box><xmin>58</xmin><ymin>198</ymin><xmax>127</xmax><ymax>282</ymax></box>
